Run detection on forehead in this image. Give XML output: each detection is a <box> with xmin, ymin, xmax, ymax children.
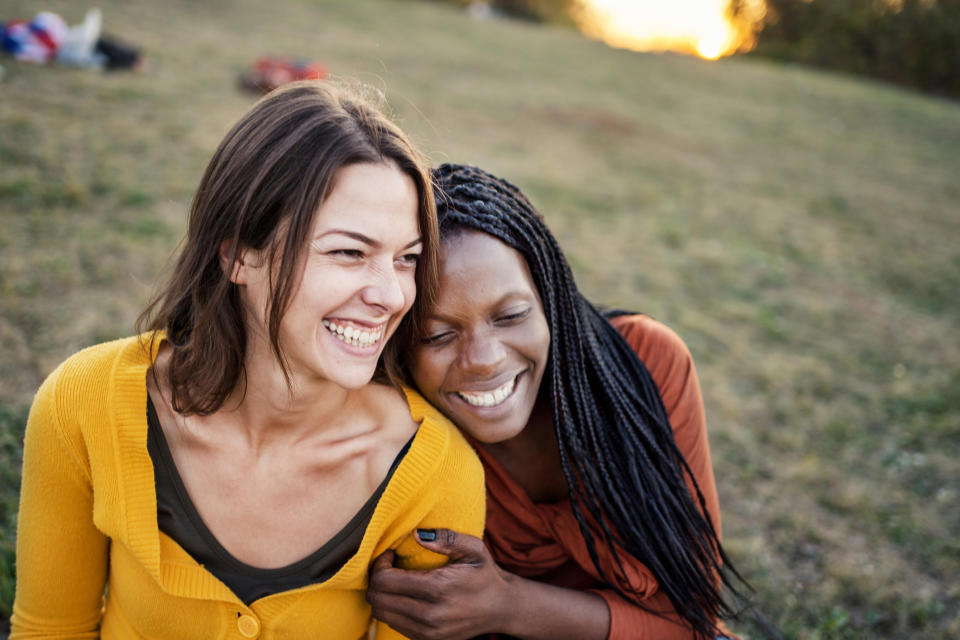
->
<box><xmin>437</xmin><ymin>230</ymin><xmax>538</xmax><ymax>301</ymax></box>
<box><xmin>312</xmin><ymin>162</ymin><xmax>420</xmax><ymax>235</ymax></box>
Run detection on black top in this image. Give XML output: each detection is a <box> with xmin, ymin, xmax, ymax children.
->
<box><xmin>146</xmin><ymin>395</ymin><xmax>412</xmax><ymax>604</ymax></box>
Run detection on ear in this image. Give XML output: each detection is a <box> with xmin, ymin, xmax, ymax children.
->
<box><xmin>219</xmin><ymin>239</ymin><xmax>252</xmax><ymax>285</ymax></box>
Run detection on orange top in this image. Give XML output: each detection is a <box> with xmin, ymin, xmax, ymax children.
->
<box><xmin>474</xmin><ymin>314</ymin><xmax>734</xmax><ymax>639</ymax></box>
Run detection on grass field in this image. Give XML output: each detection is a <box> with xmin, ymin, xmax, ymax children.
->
<box><xmin>1</xmin><ymin>0</ymin><xmax>958</xmax><ymax>636</ymax></box>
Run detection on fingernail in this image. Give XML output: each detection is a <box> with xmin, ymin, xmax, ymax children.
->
<box><xmin>417</xmin><ymin>528</ymin><xmax>437</xmax><ymax>542</ymax></box>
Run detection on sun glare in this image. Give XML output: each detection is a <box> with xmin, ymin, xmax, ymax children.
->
<box><xmin>580</xmin><ymin>0</ymin><xmax>743</xmax><ymax>60</ymax></box>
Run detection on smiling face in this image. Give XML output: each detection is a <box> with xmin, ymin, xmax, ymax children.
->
<box><xmin>236</xmin><ymin>162</ymin><xmax>422</xmax><ymax>390</ymax></box>
<box><xmin>410</xmin><ymin>230</ymin><xmax>551</xmax><ymax>444</ymax></box>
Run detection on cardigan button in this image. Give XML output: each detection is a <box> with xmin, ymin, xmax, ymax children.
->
<box><xmin>237</xmin><ymin>614</ymin><xmax>260</xmax><ymax>638</ymax></box>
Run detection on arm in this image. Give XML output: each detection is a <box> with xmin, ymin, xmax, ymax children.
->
<box><xmin>10</xmin><ymin>371</ymin><xmax>109</xmax><ymax>639</ymax></box>
<box><xmin>371</xmin><ymin>419</ymin><xmax>488</xmax><ymax>639</ymax></box>
<box><xmin>368</xmin><ymin>529</ymin><xmax>610</xmax><ymax>640</ymax></box>
<box><xmin>367</xmin><ymin>530</ymin><xmax>711</xmax><ymax>640</ymax></box>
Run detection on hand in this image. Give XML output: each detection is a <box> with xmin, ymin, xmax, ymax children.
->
<box><xmin>367</xmin><ymin>529</ymin><xmax>512</xmax><ymax>640</ymax></box>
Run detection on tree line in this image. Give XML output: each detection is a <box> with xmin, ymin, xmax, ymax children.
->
<box><xmin>434</xmin><ymin>0</ymin><xmax>959</xmax><ymax>98</ymax></box>
<box><xmin>729</xmin><ymin>0</ymin><xmax>959</xmax><ymax>98</ymax></box>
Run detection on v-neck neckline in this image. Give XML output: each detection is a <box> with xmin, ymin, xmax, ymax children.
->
<box><xmin>107</xmin><ymin>335</ymin><xmax>449</xmax><ymax>606</ymax></box>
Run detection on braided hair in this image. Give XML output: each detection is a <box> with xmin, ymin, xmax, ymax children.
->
<box><xmin>425</xmin><ymin>163</ymin><xmax>745</xmax><ymax>638</ymax></box>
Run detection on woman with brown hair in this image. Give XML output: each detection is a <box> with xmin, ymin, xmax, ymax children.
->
<box><xmin>11</xmin><ymin>83</ymin><xmax>484</xmax><ymax>639</ymax></box>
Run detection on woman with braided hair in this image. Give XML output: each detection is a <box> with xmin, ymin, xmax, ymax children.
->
<box><xmin>367</xmin><ymin>163</ymin><xmax>744</xmax><ymax>639</ymax></box>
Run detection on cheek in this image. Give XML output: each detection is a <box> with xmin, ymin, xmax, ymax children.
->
<box><xmin>410</xmin><ymin>350</ymin><xmax>445</xmax><ymax>402</ymax></box>
<box><xmin>528</xmin><ymin>318</ymin><xmax>551</xmax><ymax>372</ymax></box>
<box><xmin>538</xmin><ymin>328</ymin><xmax>551</xmax><ymax>364</ymax></box>
<box><xmin>517</xmin><ymin>321</ymin><xmax>550</xmax><ymax>361</ymax></box>
<box><xmin>401</xmin><ymin>272</ymin><xmax>418</xmax><ymax>311</ymax></box>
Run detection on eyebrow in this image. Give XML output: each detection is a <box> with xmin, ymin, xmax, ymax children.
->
<box><xmin>318</xmin><ymin>229</ymin><xmax>422</xmax><ymax>250</ymax></box>
<box><xmin>427</xmin><ymin>291</ymin><xmax>534</xmax><ymax>323</ymax></box>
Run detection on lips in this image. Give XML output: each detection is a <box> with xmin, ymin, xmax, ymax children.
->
<box><xmin>455</xmin><ymin>374</ymin><xmax>519</xmax><ymax>408</ymax></box>
<box><xmin>322</xmin><ymin>319</ymin><xmax>384</xmax><ymax>349</ymax></box>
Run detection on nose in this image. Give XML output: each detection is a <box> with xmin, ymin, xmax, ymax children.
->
<box><xmin>460</xmin><ymin>331</ymin><xmax>506</xmax><ymax>377</ymax></box>
<box><xmin>361</xmin><ymin>263</ymin><xmax>408</xmax><ymax>315</ymax></box>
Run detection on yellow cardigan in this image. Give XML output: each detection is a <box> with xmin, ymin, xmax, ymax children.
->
<box><xmin>12</xmin><ymin>336</ymin><xmax>485</xmax><ymax>640</ymax></box>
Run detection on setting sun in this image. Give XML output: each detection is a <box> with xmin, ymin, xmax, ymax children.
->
<box><xmin>580</xmin><ymin>0</ymin><xmax>744</xmax><ymax>59</ymax></box>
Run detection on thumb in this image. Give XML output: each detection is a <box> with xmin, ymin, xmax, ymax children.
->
<box><xmin>415</xmin><ymin>528</ymin><xmax>486</xmax><ymax>564</ymax></box>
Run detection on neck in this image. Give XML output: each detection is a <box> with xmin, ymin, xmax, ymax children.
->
<box><xmin>493</xmin><ymin>386</ymin><xmax>555</xmax><ymax>455</ymax></box>
<box><xmin>483</xmin><ymin>388</ymin><xmax>568</xmax><ymax>501</ymax></box>
<box><xmin>157</xmin><ymin>334</ymin><xmax>371</xmax><ymax>453</ymax></box>
<box><xmin>233</xmin><ymin>331</ymin><xmax>370</xmax><ymax>445</ymax></box>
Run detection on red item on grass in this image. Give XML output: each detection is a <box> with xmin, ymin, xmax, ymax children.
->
<box><xmin>239</xmin><ymin>56</ymin><xmax>327</xmax><ymax>93</ymax></box>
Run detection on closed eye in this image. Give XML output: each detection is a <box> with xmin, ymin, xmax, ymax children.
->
<box><xmin>396</xmin><ymin>252</ymin><xmax>421</xmax><ymax>268</ymax></box>
<box><xmin>421</xmin><ymin>330</ymin><xmax>454</xmax><ymax>346</ymax></box>
<box><xmin>329</xmin><ymin>249</ymin><xmax>365</xmax><ymax>259</ymax></box>
<box><xmin>496</xmin><ymin>308</ymin><xmax>530</xmax><ymax>324</ymax></box>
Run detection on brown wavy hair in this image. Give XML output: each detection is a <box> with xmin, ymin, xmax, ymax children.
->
<box><xmin>138</xmin><ymin>81</ymin><xmax>438</xmax><ymax>415</ymax></box>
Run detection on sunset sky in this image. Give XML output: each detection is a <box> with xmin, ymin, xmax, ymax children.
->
<box><xmin>580</xmin><ymin>0</ymin><xmax>755</xmax><ymax>59</ymax></box>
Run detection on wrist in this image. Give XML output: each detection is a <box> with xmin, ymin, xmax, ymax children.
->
<box><xmin>495</xmin><ymin>573</ymin><xmax>612</xmax><ymax>640</ymax></box>
<box><xmin>498</xmin><ymin>570</ymin><xmax>528</xmax><ymax>637</ymax></box>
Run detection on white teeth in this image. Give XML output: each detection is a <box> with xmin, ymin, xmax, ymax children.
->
<box><xmin>457</xmin><ymin>377</ymin><xmax>516</xmax><ymax>408</ymax></box>
<box><xmin>322</xmin><ymin>320</ymin><xmax>382</xmax><ymax>348</ymax></box>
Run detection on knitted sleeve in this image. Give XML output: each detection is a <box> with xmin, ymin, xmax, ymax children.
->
<box><xmin>372</xmin><ymin>419</ymin><xmax>486</xmax><ymax>640</ymax></box>
<box><xmin>394</xmin><ymin>430</ymin><xmax>486</xmax><ymax>571</ymax></box>
<box><xmin>372</xmin><ymin>620</ymin><xmax>409</xmax><ymax>640</ymax></box>
<box><xmin>11</xmin><ymin>365</ymin><xmax>110</xmax><ymax>639</ymax></box>
<box><xmin>372</xmin><ymin>489</ymin><xmax>484</xmax><ymax>640</ymax></box>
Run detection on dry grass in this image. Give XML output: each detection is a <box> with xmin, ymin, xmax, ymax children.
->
<box><xmin>1</xmin><ymin>0</ymin><xmax>958</xmax><ymax>636</ymax></box>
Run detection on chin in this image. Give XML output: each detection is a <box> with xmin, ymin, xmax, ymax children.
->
<box><xmin>459</xmin><ymin>418</ymin><xmax>526</xmax><ymax>445</ymax></box>
<box><xmin>322</xmin><ymin>364</ymin><xmax>380</xmax><ymax>390</ymax></box>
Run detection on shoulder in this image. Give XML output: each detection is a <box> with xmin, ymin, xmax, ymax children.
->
<box><xmin>365</xmin><ymin>384</ymin><xmax>482</xmax><ymax>472</ymax></box>
<box><xmin>607</xmin><ymin>314</ymin><xmax>694</xmax><ymax>385</ymax></box>
<box><xmin>397</xmin><ymin>387</ymin><xmax>486</xmax><ymax>542</ymax></box>
<box><xmin>28</xmin><ymin>335</ymin><xmax>151</xmax><ymax>471</ymax></box>
<box><xmin>401</xmin><ymin>386</ymin><xmax>484</xmax><ymax>479</ymax></box>
<box><xmin>35</xmin><ymin>336</ymin><xmax>150</xmax><ymax>410</ymax></box>
<box><xmin>606</xmin><ymin>315</ymin><xmax>705</xmax><ymax>445</ymax></box>
<box><xmin>364</xmin><ymin>382</ymin><xmax>420</xmax><ymax>434</ymax></box>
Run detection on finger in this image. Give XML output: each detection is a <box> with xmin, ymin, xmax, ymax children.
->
<box><xmin>368</xmin><ymin>565</ymin><xmax>443</xmax><ymax>601</ymax></box>
<box><xmin>415</xmin><ymin>528</ymin><xmax>487</xmax><ymax>564</ymax></box>
<box><xmin>369</xmin><ymin>602</ymin><xmax>422</xmax><ymax>640</ymax></box>
<box><xmin>368</xmin><ymin>591</ymin><xmax>441</xmax><ymax>637</ymax></box>
<box><xmin>370</xmin><ymin>591</ymin><xmax>479</xmax><ymax>640</ymax></box>
<box><xmin>368</xmin><ymin>589</ymin><xmax>430</xmax><ymax>617</ymax></box>
<box><xmin>370</xmin><ymin>549</ymin><xmax>397</xmax><ymax>573</ymax></box>
<box><xmin>372</xmin><ymin>610</ymin><xmax>434</xmax><ymax>640</ymax></box>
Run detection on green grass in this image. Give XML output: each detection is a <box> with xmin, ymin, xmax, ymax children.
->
<box><xmin>1</xmin><ymin>0</ymin><xmax>958</xmax><ymax>636</ymax></box>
